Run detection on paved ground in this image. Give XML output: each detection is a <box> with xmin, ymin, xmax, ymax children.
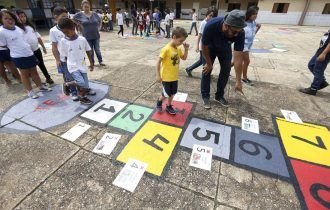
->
<box><xmin>0</xmin><ymin>20</ymin><xmax>329</xmax><ymax>210</ymax></box>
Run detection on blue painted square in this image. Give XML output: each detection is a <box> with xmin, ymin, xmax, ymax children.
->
<box><xmin>234</xmin><ymin>128</ymin><xmax>289</xmax><ymax>178</ymax></box>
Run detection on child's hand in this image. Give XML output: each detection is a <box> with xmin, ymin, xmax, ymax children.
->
<box><xmin>89</xmin><ymin>65</ymin><xmax>94</xmax><ymax>72</ymax></box>
<box><xmin>56</xmin><ymin>60</ymin><xmax>62</xmax><ymax>67</ymax></box>
<box><xmin>156</xmin><ymin>75</ymin><xmax>162</xmax><ymax>83</ymax></box>
<box><xmin>195</xmin><ymin>46</ymin><xmax>199</xmax><ymax>53</ymax></box>
<box><xmin>183</xmin><ymin>42</ymin><xmax>190</xmax><ymax>50</ymax></box>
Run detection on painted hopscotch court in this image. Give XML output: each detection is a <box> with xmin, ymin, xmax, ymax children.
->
<box><xmin>0</xmin><ymin>84</ymin><xmax>329</xmax><ymax>210</ymax></box>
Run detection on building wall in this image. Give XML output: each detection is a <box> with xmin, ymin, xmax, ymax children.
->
<box><xmin>304</xmin><ymin>0</ymin><xmax>330</xmax><ymax>26</ymax></box>
<box><xmin>256</xmin><ymin>0</ymin><xmax>330</xmax><ymax>26</ymax></box>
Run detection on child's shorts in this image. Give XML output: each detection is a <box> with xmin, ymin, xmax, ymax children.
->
<box><xmin>162</xmin><ymin>81</ymin><xmax>178</xmax><ymax>97</ymax></box>
<box><xmin>12</xmin><ymin>55</ymin><xmax>39</xmax><ymax>69</ymax></box>
<box><xmin>0</xmin><ymin>49</ymin><xmax>11</xmax><ymax>62</ymax></box>
<box><xmin>71</xmin><ymin>70</ymin><xmax>89</xmax><ymax>89</ymax></box>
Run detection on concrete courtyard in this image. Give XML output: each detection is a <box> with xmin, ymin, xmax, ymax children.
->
<box><xmin>0</xmin><ymin>20</ymin><xmax>329</xmax><ymax>210</ymax></box>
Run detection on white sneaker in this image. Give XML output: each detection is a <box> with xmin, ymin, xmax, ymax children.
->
<box><xmin>28</xmin><ymin>91</ymin><xmax>39</xmax><ymax>99</ymax></box>
<box><xmin>71</xmin><ymin>95</ymin><xmax>79</xmax><ymax>101</ymax></box>
<box><xmin>39</xmin><ymin>85</ymin><xmax>52</xmax><ymax>92</ymax></box>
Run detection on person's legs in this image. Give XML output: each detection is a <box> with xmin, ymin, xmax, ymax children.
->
<box><xmin>242</xmin><ymin>52</ymin><xmax>250</xmax><ymax>79</ymax></box>
<box><xmin>34</xmin><ymin>48</ymin><xmax>52</xmax><ymax>82</ymax></box>
<box><xmin>189</xmin><ymin>23</ymin><xmax>193</xmax><ymax>34</ymax></box>
<box><xmin>87</xmin><ymin>39</ymin><xmax>95</xmax><ymax>64</ymax></box>
<box><xmin>19</xmin><ymin>69</ymin><xmax>33</xmax><ymax>91</ymax></box>
<box><xmin>310</xmin><ymin>55</ymin><xmax>330</xmax><ymax>89</ymax></box>
<box><xmin>61</xmin><ymin>62</ymin><xmax>78</xmax><ymax>97</ymax></box>
<box><xmin>215</xmin><ymin>56</ymin><xmax>232</xmax><ymax>100</ymax></box>
<box><xmin>201</xmin><ymin>54</ymin><xmax>216</xmax><ymax>100</ymax></box>
<box><xmin>94</xmin><ymin>39</ymin><xmax>103</xmax><ymax>64</ymax></box>
<box><xmin>166</xmin><ymin>25</ymin><xmax>170</xmax><ymax>38</ymax></box>
<box><xmin>4</xmin><ymin>61</ymin><xmax>21</xmax><ymax>83</ymax></box>
<box><xmin>308</xmin><ymin>55</ymin><xmax>317</xmax><ymax>74</ymax></box>
<box><xmin>186</xmin><ymin>51</ymin><xmax>203</xmax><ymax>73</ymax></box>
<box><xmin>0</xmin><ymin>61</ymin><xmax>11</xmax><ymax>85</ymax></box>
<box><xmin>29</xmin><ymin>66</ymin><xmax>43</xmax><ymax>88</ymax></box>
<box><xmin>194</xmin><ymin>22</ymin><xmax>198</xmax><ymax>35</ymax></box>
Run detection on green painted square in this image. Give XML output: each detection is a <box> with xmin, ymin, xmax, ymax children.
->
<box><xmin>108</xmin><ymin>104</ymin><xmax>153</xmax><ymax>133</ymax></box>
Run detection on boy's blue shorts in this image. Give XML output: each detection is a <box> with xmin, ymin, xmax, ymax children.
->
<box><xmin>57</xmin><ymin>62</ymin><xmax>75</xmax><ymax>82</ymax></box>
<box><xmin>71</xmin><ymin>70</ymin><xmax>89</xmax><ymax>89</ymax></box>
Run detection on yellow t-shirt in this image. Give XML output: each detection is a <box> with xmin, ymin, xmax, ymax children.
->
<box><xmin>159</xmin><ymin>43</ymin><xmax>184</xmax><ymax>82</ymax></box>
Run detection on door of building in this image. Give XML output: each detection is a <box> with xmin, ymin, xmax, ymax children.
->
<box><xmin>176</xmin><ymin>2</ymin><xmax>181</xmax><ymax>19</ymax></box>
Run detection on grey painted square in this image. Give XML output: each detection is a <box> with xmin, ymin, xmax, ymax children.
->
<box><xmin>180</xmin><ymin>118</ymin><xmax>231</xmax><ymax>160</ymax></box>
<box><xmin>234</xmin><ymin>128</ymin><xmax>289</xmax><ymax>178</ymax></box>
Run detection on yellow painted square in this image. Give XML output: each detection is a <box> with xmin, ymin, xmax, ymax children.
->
<box><xmin>276</xmin><ymin>117</ymin><xmax>330</xmax><ymax>167</ymax></box>
<box><xmin>117</xmin><ymin>121</ymin><xmax>182</xmax><ymax>176</ymax></box>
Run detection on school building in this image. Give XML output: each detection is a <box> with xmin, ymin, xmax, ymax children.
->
<box><xmin>2</xmin><ymin>0</ymin><xmax>330</xmax><ymax>27</ymax></box>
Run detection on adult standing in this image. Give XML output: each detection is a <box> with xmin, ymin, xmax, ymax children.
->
<box><xmin>201</xmin><ymin>9</ymin><xmax>246</xmax><ymax>109</ymax></box>
<box><xmin>73</xmin><ymin>0</ymin><xmax>105</xmax><ymax>66</ymax></box>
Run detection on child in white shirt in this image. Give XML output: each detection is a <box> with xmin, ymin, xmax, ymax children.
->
<box><xmin>116</xmin><ymin>8</ymin><xmax>124</xmax><ymax>37</ymax></box>
<box><xmin>16</xmin><ymin>10</ymin><xmax>54</xmax><ymax>85</ymax></box>
<box><xmin>164</xmin><ymin>9</ymin><xmax>171</xmax><ymax>38</ymax></box>
<box><xmin>169</xmin><ymin>10</ymin><xmax>175</xmax><ymax>28</ymax></box>
<box><xmin>49</xmin><ymin>6</ymin><xmax>78</xmax><ymax>101</ymax></box>
<box><xmin>58</xmin><ymin>17</ymin><xmax>95</xmax><ymax>105</ymax></box>
<box><xmin>188</xmin><ymin>8</ymin><xmax>198</xmax><ymax>36</ymax></box>
<box><xmin>0</xmin><ymin>10</ymin><xmax>50</xmax><ymax>99</ymax></box>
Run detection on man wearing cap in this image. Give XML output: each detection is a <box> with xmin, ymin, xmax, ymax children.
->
<box><xmin>201</xmin><ymin>9</ymin><xmax>246</xmax><ymax>109</ymax></box>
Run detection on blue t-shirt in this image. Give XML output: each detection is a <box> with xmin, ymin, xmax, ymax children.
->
<box><xmin>202</xmin><ymin>17</ymin><xmax>245</xmax><ymax>58</ymax></box>
<box><xmin>73</xmin><ymin>12</ymin><xmax>101</xmax><ymax>41</ymax></box>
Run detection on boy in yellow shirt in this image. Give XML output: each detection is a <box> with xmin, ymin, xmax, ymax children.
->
<box><xmin>156</xmin><ymin>27</ymin><xmax>189</xmax><ymax>114</ymax></box>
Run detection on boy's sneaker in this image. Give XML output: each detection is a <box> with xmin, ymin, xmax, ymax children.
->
<box><xmin>203</xmin><ymin>98</ymin><xmax>211</xmax><ymax>109</ymax></box>
<box><xmin>186</xmin><ymin>68</ymin><xmax>192</xmax><ymax>77</ymax></box>
<box><xmin>215</xmin><ymin>97</ymin><xmax>229</xmax><ymax>107</ymax></box>
<box><xmin>39</xmin><ymin>85</ymin><xmax>52</xmax><ymax>92</ymax></box>
<box><xmin>62</xmin><ymin>83</ymin><xmax>70</xmax><ymax>96</ymax></box>
<box><xmin>242</xmin><ymin>78</ymin><xmax>254</xmax><ymax>86</ymax></box>
<box><xmin>166</xmin><ymin>104</ymin><xmax>177</xmax><ymax>115</ymax></box>
<box><xmin>71</xmin><ymin>95</ymin><xmax>79</xmax><ymax>101</ymax></box>
<box><xmin>319</xmin><ymin>80</ymin><xmax>329</xmax><ymax>90</ymax></box>
<box><xmin>79</xmin><ymin>97</ymin><xmax>93</xmax><ymax>105</ymax></box>
<box><xmin>156</xmin><ymin>100</ymin><xmax>163</xmax><ymax>111</ymax></box>
<box><xmin>299</xmin><ymin>87</ymin><xmax>317</xmax><ymax>96</ymax></box>
<box><xmin>28</xmin><ymin>91</ymin><xmax>39</xmax><ymax>99</ymax></box>
<box><xmin>99</xmin><ymin>62</ymin><xmax>106</xmax><ymax>66</ymax></box>
<box><xmin>87</xmin><ymin>89</ymin><xmax>96</xmax><ymax>96</ymax></box>
<box><xmin>46</xmin><ymin>78</ymin><xmax>54</xmax><ymax>85</ymax></box>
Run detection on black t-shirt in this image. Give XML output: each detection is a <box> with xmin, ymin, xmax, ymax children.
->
<box><xmin>202</xmin><ymin>17</ymin><xmax>245</xmax><ymax>59</ymax></box>
<box><xmin>316</xmin><ymin>29</ymin><xmax>330</xmax><ymax>56</ymax></box>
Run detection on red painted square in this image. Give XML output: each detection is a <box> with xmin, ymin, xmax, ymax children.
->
<box><xmin>151</xmin><ymin>101</ymin><xmax>193</xmax><ymax>127</ymax></box>
<box><xmin>291</xmin><ymin>159</ymin><xmax>330</xmax><ymax>210</ymax></box>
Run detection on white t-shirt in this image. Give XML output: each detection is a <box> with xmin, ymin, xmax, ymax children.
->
<box><xmin>0</xmin><ymin>26</ymin><xmax>33</xmax><ymax>58</ymax></box>
<box><xmin>59</xmin><ymin>35</ymin><xmax>92</xmax><ymax>73</ymax></box>
<box><xmin>116</xmin><ymin>13</ymin><xmax>123</xmax><ymax>25</ymax></box>
<box><xmin>199</xmin><ymin>19</ymin><xmax>207</xmax><ymax>50</ymax></box>
<box><xmin>192</xmin><ymin>13</ymin><xmax>197</xmax><ymax>23</ymax></box>
<box><xmin>170</xmin><ymin>12</ymin><xmax>175</xmax><ymax>20</ymax></box>
<box><xmin>165</xmin><ymin>14</ymin><xmax>170</xmax><ymax>25</ymax></box>
<box><xmin>23</xmin><ymin>25</ymin><xmax>41</xmax><ymax>52</ymax></box>
<box><xmin>108</xmin><ymin>13</ymin><xmax>112</xmax><ymax>21</ymax></box>
<box><xmin>49</xmin><ymin>25</ymin><xmax>66</xmax><ymax>62</ymax></box>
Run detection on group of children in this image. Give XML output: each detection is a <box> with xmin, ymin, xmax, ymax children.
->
<box><xmin>0</xmin><ymin>7</ymin><xmax>96</xmax><ymax>104</ymax></box>
<box><xmin>115</xmin><ymin>7</ymin><xmax>175</xmax><ymax>38</ymax></box>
